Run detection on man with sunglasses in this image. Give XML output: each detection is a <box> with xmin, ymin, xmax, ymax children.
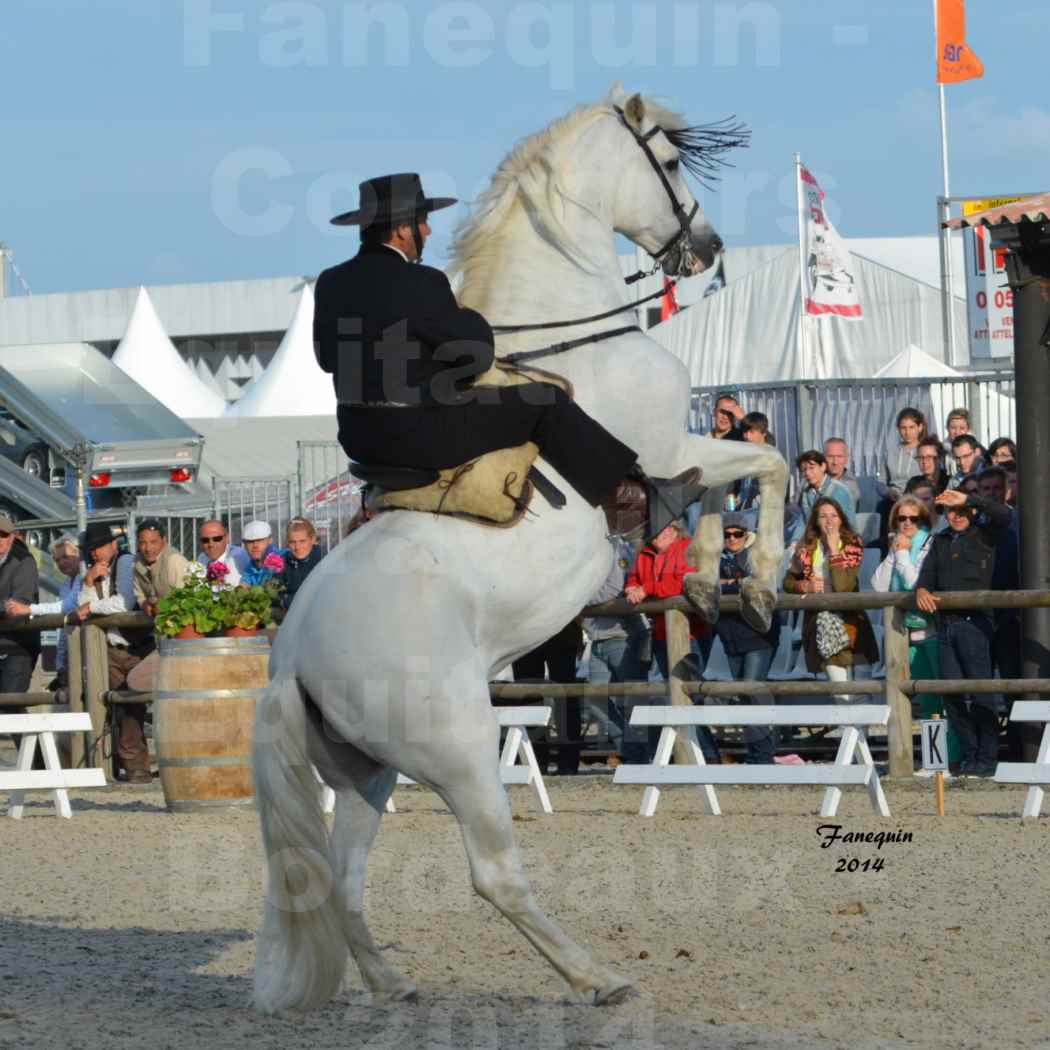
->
<box><xmin>196</xmin><ymin>519</ymin><xmax>250</xmax><ymax>587</ymax></box>
<box><xmin>916</xmin><ymin>487</ymin><xmax>1012</xmax><ymax>777</ymax></box>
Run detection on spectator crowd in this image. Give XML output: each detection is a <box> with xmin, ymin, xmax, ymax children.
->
<box><xmin>508</xmin><ymin>396</ymin><xmax>1027</xmax><ymax>779</ymax></box>
<box><xmin>0</xmin><ymin>396</ymin><xmax>1033</xmax><ymax>781</ymax></box>
<box><xmin>0</xmin><ymin>514</ymin><xmax>324</xmax><ymax>782</ymax></box>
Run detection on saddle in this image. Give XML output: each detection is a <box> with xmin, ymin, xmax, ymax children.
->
<box><xmin>359</xmin><ymin>363</ymin><xmax>572</xmax><ymax>528</ymax></box>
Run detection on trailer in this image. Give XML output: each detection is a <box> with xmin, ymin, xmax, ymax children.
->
<box><xmin>0</xmin><ymin>342</ymin><xmax>204</xmax><ymax>537</ymax></box>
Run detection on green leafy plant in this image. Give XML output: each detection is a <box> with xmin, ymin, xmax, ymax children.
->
<box><xmin>216</xmin><ymin>578</ymin><xmax>282</xmax><ymax>631</ymax></box>
<box><xmin>153</xmin><ymin>572</ymin><xmax>225</xmax><ymax>637</ymax></box>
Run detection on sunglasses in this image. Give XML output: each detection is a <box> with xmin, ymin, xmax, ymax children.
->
<box><xmin>896</xmin><ymin>514</ymin><xmax>921</xmax><ymax>523</ymax></box>
<box><xmin>0</xmin><ymin>531</ymin><xmax>12</xmax><ymax>539</ymax></box>
<box><xmin>200</xmin><ymin>535</ymin><xmax>226</xmax><ymax>543</ymax></box>
<box><xmin>723</xmin><ymin>529</ymin><xmax>746</xmax><ymax>539</ymax></box>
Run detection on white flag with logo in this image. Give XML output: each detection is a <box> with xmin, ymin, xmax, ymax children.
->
<box><xmin>800</xmin><ymin>164</ymin><xmax>862</xmax><ymax>319</ymax></box>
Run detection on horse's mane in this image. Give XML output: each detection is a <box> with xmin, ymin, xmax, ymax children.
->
<box><xmin>447</xmin><ymin>91</ymin><xmax>747</xmax><ymax>303</ymax></box>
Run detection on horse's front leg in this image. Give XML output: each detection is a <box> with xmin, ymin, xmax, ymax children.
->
<box><xmin>739</xmin><ymin>443</ymin><xmax>789</xmax><ymax>633</ymax></box>
<box><xmin>662</xmin><ymin>435</ymin><xmax>788</xmax><ymax>633</ymax></box>
<box><xmin>682</xmin><ymin>487</ymin><xmax>726</xmax><ymax>625</ymax></box>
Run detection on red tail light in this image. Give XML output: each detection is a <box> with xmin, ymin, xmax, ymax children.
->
<box><xmin>88</xmin><ymin>472</ymin><xmax>111</xmax><ymax>488</ymax></box>
<box><xmin>170</xmin><ymin>467</ymin><xmax>192</xmax><ymax>483</ymax></box>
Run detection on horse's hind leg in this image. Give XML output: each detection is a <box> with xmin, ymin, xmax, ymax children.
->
<box><xmin>311</xmin><ymin>734</ymin><xmax>416</xmax><ymax>1002</ymax></box>
<box><xmin>433</xmin><ymin>745</ymin><xmax>632</xmax><ymax>1005</ymax></box>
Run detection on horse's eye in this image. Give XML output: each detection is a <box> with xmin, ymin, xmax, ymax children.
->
<box><xmin>664</xmin><ymin>158</ymin><xmax>679</xmax><ymax>173</ymax></box>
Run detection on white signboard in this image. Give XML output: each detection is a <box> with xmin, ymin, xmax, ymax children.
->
<box><xmin>963</xmin><ymin>222</ymin><xmax>1014</xmax><ymax>360</ymax></box>
<box><xmin>920</xmin><ymin>720</ymin><xmax>948</xmax><ymax>772</ymax></box>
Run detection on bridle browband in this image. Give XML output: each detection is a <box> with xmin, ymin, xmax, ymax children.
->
<box><xmin>495</xmin><ymin>107</ymin><xmax>701</xmax><ymax>365</ymax></box>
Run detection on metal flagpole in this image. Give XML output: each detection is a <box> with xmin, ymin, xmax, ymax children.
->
<box><xmin>794</xmin><ymin>153</ymin><xmax>809</xmax><ymax>377</ymax></box>
<box><xmin>935</xmin><ymin>1</ymin><xmax>958</xmax><ymax>366</ymax></box>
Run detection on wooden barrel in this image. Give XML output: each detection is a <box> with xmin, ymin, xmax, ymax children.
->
<box><xmin>154</xmin><ymin>635</ymin><xmax>270</xmax><ymax>813</ymax></box>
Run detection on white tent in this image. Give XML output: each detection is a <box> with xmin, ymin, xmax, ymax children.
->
<box><xmin>646</xmin><ymin>250</ymin><xmax>970</xmax><ymax>385</ymax></box>
<box><xmin>112</xmin><ymin>287</ymin><xmax>227</xmax><ymax>418</ymax></box>
<box><xmin>875</xmin><ymin>343</ymin><xmax>1016</xmax><ymax>443</ymax></box>
<box><xmin>227</xmin><ymin>284</ymin><xmax>336</xmax><ymax>417</ymax></box>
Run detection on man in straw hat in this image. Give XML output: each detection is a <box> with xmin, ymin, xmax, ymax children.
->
<box><xmin>313</xmin><ymin>173</ymin><xmax>700</xmax><ymax>533</ymax></box>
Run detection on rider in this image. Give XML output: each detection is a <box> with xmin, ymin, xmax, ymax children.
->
<box><xmin>313</xmin><ymin>173</ymin><xmax>700</xmax><ymax>527</ymax></box>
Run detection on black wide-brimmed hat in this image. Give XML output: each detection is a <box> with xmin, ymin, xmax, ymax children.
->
<box><xmin>83</xmin><ymin>521</ymin><xmax>116</xmax><ymax>551</ymax></box>
<box><xmin>330</xmin><ymin>173</ymin><xmax>457</xmax><ymax>227</ymax></box>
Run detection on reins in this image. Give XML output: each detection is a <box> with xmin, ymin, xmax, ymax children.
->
<box><xmin>490</xmin><ymin>106</ymin><xmax>699</xmax><ymax>366</ymax></box>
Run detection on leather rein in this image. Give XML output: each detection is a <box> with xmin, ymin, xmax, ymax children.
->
<box><xmin>495</xmin><ymin>107</ymin><xmax>699</xmax><ymax>368</ymax></box>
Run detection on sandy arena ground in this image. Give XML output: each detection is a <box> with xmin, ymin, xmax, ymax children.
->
<box><xmin>1</xmin><ymin>769</ymin><xmax>1048</xmax><ymax>1050</ymax></box>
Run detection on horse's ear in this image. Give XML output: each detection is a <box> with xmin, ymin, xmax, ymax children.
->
<box><xmin>623</xmin><ymin>93</ymin><xmax>646</xmax><ymax>131</ymax></box>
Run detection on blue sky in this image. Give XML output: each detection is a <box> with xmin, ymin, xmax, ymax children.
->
<box><xmin>2</xmin><ymin>0</ymin><xmax>1047</xmax><ymax>294</ymax></box>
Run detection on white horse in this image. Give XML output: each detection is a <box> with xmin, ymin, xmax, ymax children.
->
<box><xmin>252</xmin><ymin>86</ymin><xmax>787</xmax><ymax>1013</ymax></box>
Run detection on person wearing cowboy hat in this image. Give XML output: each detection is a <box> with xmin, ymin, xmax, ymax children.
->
<box><xmin>312</xmin><ymin>173</ymin><xmax>699</xmax><ymax>528</ymax></box>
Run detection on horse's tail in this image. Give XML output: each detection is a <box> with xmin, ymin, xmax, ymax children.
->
<box><xmin>252</xmin><ymin>675</ymin><xmax>348</xmax><ymax>1013</ymax></box>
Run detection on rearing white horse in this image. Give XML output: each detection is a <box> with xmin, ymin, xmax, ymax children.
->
<box><xmin>252</xmin><ymin>86</ymin><xmax>787</xmax><ymax>1013</ymax></box>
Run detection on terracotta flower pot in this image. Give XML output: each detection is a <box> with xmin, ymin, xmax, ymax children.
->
<box><xmin>175</xmin><ymin>625</ymin><xmax>204</xmax><ymax>640</ymax></box>
<box><xmin>224</xmin><ymin>626</ymin><xmax>259</xmax><ymax>637</ymax></box>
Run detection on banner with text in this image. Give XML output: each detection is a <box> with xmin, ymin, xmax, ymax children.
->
<box><xmin>800</xmin><ymin>165</ymin><xmax>863</xmax><ymax>319</ymax></box>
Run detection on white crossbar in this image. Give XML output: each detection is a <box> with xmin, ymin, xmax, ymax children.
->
<box><xmin>0</xmin><ymin>770</ymin><xmax>106</xmax><ymax>790</ymax></box>
<box><xmin>1008</xmin><ymin>701</ymin><xmax>1050</xmax><ymax>722</ymax></box>
<box><xmin>614</xmin><ymin>765</ymin><xmax>872</xmax><ymax>786</ymax></box>
<box><xmin>994</xmin><ymin>763</ymin><xmax>1050</xmax><ymax>785</ymax></box>
<box><xmin>0</xmin><ymin>713</ymin><xmax>93</xmax><ymax>733</ymax></box>
<box><xmin>3</xmin><ymin>712</ymin><xmax>106</xmax><ymax>819</ymax></box>
<box><xmin>627</xmin><ymin>705</ymin><xmax>890</xmax><ymax>727</ymax></box>
<box><xmin>994</xmin><ymin>706</ymin><xmax>1050</xmax><ymax>817</ymax></box>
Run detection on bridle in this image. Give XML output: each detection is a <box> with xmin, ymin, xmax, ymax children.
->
<box><xmin>613</xmin><ymin>105</ymin><xmax>701</xmax><ymax>285</ymax></box>
<box><xmin>496</xmin><ymin>107</ymin><xmax>704</xmax><ymax>365</ymax></box>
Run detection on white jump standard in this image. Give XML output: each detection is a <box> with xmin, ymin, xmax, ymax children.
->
<box><xmin>615</xmin><ymin>704</ymin><xmax>891</xmax><ymax>817</ymax></box>
<box><xmin>1</xmin><ymin>711</ymin><xmax>107</xmax><ymax>819</ymax></box>
<box><xmin>994</xmin><ymin>700</ymin><xmax>1050</xmax><ymax>818</ymax></box>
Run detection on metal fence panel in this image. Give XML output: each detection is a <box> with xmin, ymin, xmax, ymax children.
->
<box><xmin>694</xmin><ymin>373</ymin><xmax>1017</xmax><ymax>485</ymax></box>
<box><xmin>297</xmin><ymin>441</ymin><xmax>360</xmax><ymax>554</ymax></box>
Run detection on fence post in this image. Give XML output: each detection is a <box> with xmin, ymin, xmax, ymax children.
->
<box><xmin>664</xmin><ymin>609</ymin><xmax>697</xmax><ymax>765</ymax></box>
<box><xmin>67</xmin><ymin>626</ymin><xmax>85</xmax><ymax>769</ymax></box>
<box><xmin>968</xmin><ymin>377</ymin><xmax>984</xmax><ymax>445</ymax></box>
<box><xmin>68</xmin><ymin>623</ymin><xmax>113</xmax><ymax>778</ymax></box>
<box><xmin>795</xmin><ymin>382</ymin><xmax>813</xmax><ymax>454</ymax></box>
<box><xmin>883</xmin><ymin>607</ymin><xmax>913</xmax><ymax>778</ymax></box>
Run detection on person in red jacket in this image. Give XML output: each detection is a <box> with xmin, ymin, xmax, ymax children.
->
<box><xmin>626</xmin><ymin>521</ymin><xmax>719</xmax><ymax>762</ymax></box>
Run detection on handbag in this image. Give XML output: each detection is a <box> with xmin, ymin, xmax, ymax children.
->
<box><xmin>815</xmin><ymin>610</ymin><xmax>852</xmax><ymax>660</ymax></box>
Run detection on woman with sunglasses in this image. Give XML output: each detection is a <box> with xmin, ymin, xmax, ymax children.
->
<box><xmin>716</xmin><ymin>513</ymin><xmax>779</xmax><ymax>763</ymax></box>
<box><xmin>870</xmin><ymin>496</ymin><xmax>959</xmax><ymax>768</ymax></box>
<box><xmin>783</xmin><ymin>497</ymin><xmax>879</xmax><ymax>699</ymax></box>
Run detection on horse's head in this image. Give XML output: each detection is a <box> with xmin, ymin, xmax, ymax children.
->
<box><xmin>607</xmin><ymin>91</ymin><xmax>745</xmax><ymax>276</ymax></box>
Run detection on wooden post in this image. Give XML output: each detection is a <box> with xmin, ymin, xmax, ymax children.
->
<box><xmin>933</xmin><ymin>713</ymin><xmax>945</xmax><ymax>817</ymax></box>
<box><xmin>664</xmin><ymin>609</ymin><xmax>697</xmax><ymax>766</ymax></box>
<box><xmin>68</xmin><ymin>624</ymin><xmax>112</xmax><ymax>779</ymax></box>
<box><xmin>883</xmin><ymin>607</ymin><xmax>913</xmax><ymax>779</ymax></box>
<box><xmin>66</xmin><ymin>627</ymin><xmax>85</xmax><ymax>770</ymax></box>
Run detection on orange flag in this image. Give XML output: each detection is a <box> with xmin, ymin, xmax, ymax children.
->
<box><xmin>660</xmin><ymin>277</ymin><xmax>679</xmax><ymax>322</ymax></box>
<box><xmin>936</xmin><ymin>0</ymin><xmax>984</xmax><ymax>83</ymax></box>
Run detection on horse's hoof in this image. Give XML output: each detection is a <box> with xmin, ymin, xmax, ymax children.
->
<box><xmin>682</xmin><ymin>574</ymin><xmax>719</xmax><ymax>625</ymax></box>
<box><xmin>740</xmin><ymin>580</ymin><xmax>776</xmax><ymax>634</ymax></box>
<box><xmin>371</xmin><ymin>978</ymin><xmax>418</xmax><ymax>1004</ymax></box>
<box><xmin>594</xmin><ymin>976</ymin><xmax>635</xmax><ymax>1007</ymax></box>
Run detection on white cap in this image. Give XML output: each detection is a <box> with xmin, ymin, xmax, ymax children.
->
<box><xmin>242</xmin><ymin>520</ymin><xmax>272</xmax><ymax>541</ymax></box>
